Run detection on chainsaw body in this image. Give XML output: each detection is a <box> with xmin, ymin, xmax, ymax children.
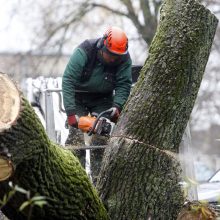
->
<box><xmin>78</xmin><ymin>109</ymin><xmax>115</xmax><ymax>136</ymax></box>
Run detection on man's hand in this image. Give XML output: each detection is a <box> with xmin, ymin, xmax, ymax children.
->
<box><xmin>67</xmin><ymin>115</ymin><xmax>78</xmax><ymax>128</ymax></box>
<box><xmin>109</xmin><ymin>107</ymin><xmax>120</xmax><ymax>123</ymax></box>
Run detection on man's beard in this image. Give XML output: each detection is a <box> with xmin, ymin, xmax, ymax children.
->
<box><xmin>97</xmin><ymin>50</ymin><xmax>121</xmax><ymax>67</ymax></box>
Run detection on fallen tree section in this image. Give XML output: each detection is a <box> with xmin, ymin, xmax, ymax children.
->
<box><xmin>0</xmin><ymin>73</ymin><xmax>108</xmax><ymax>220</ymax></box>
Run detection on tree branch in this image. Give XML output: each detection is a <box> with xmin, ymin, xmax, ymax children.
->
<box><xmin>90</xmin><ymin>3</ymin><xmax>128</xmax><ymax>17</ymax></box>
<box><xmin>140</xmin><ymin>0</ymin><xmax>151</xmax><ymax>24</ymax></box>
<box><xmin>39</xmin><ymin>2</ymin><xmax>92</xmax><ymax>48</ymax></box>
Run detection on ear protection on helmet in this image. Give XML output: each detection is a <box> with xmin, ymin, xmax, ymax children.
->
<box><xmin>97</xmin><ymin>34</ymin><xmax>108</xmax><ymax>49</ymax></box>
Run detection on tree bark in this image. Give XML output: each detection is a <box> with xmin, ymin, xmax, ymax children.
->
<box><xmin>97</xmin><ymin>0</ymin><xmax>218</xmax><ymax>219</ymax></box>
<box><xmin>0</xmin><ymin>74</ymin><xmax>108</xmax><ymax>220</ymax></box>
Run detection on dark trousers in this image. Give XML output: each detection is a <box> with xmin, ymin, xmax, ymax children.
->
<box><xmin>65</xmin><ymin>92</ymin><xmax>113</xmax><ymax>184</ymax></box>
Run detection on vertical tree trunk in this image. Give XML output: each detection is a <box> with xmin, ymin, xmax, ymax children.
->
<box><xmin>0</xmin><ymin>73</ymin><xmax>108</xmax><ymax>220</ymax></box>
<box><xmin>97</xmin><ymin>0</ymin><xmax>218</xmax><ymax>219</ymax></box>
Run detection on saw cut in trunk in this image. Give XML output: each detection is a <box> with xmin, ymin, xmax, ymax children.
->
<box><xmin>0</xmin><ymin>73</ymin><xmax>108</xmax><ymax>220</ymax></box>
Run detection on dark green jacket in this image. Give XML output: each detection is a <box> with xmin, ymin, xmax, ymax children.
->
<box><xmin>62</xmin><ymin>45</ymin><xmax>132</xmax><ymax>116</ymax></box>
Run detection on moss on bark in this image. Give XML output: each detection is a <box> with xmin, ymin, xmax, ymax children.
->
<box><xmin>0</xmin><ymin>96</ymin><xmax>108</xmax><ymax>220</ymax></box>
<box><xmin>97</xmin><ymin>0</ymin><xmax>218</xmax><ymax>219</ymax></box>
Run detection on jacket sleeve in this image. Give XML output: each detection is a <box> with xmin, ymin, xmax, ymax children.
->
<box><xmin>62</xmin><ymin>48</ymin><xmax>87</xmax><ymax>116</ymax></box>
<box><xmin>113</xmin><ymin>58</ymin><xmax>132</xmax><ymax>111</ymax></box>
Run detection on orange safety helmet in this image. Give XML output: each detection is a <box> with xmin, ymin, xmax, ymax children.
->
<box><xmin>103</xmin><ymin>26</ymin><xmax>128</xmax><ymax>55</ymax></box>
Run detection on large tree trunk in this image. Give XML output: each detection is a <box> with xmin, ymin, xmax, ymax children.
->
<box><xmin>97</xmin><ymin>0</ymin><xmax>218</xmax><ymax>219</ymax></box>
<box><xmin>0</xmin><ymin>74</ymin><xmax>108</xmax><ymax>220</ymax></box>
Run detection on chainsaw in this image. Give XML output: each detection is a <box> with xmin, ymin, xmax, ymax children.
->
<box><xmin>77</xmin><ymin>109</ymin><xmax>115</xmax><ymax>136</ymax></box>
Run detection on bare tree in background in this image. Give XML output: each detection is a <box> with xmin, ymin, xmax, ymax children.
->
<box><xmin>15</xmin><ymin>0</ymin><xmax>162</xmax><ymax>54</ymax></box>
<box><xmin>14</xmin><ymin>0</ymin><xmax>219</xmax><ymax>51</ymax></box>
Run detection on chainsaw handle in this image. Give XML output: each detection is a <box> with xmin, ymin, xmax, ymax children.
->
<box><xmin>87</xmin><ymin>108</ymin><xmax>113</xmax><ymax>136</ymax></box>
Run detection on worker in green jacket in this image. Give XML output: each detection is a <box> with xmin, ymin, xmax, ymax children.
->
<box><xmin>62</xmin><ymin>26</ymin><xmax>132</xmax><ymax>182</ymax></box>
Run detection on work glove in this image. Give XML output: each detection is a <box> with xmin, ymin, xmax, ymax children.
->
<box><xmin>67</xmin><ymin>114</ymin><xmax>79</xmax><ymax>128</ymax></box>
<box><xmin>109</xmin><ymin>107</ymin><xmax>120</xmax><ymax>123</ymax></box>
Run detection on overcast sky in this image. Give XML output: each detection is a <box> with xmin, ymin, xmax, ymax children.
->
<box><xmin>0</xmin><ymin>0</ymin><xmax>33</xmax><ymax>52</ymax></box>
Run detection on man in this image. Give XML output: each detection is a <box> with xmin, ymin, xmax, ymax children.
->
<box><xmin>62</xmin><ymin>26</ymin><xmax>132</xmax><ymax>182</ymax></box>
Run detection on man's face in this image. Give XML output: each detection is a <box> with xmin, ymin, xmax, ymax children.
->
<box><xmin>100</xmin><ymin>50</ymin><xmax>122</xmax><ymax>66</ymax></box>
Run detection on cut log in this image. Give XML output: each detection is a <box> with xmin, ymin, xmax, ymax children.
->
<box><xmin>0</xmin><ymin>73</ymin><xmax>108</xmax><ymax>220</ymax></box>
<box><xmin>0</xmin><ymin>74</ymin><xmax>20</xmax><ymax>132</ymax></box>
